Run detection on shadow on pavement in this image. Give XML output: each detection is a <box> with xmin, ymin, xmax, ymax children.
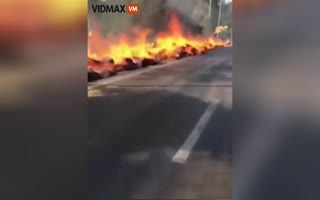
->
<box><xmin>89</xmin><ymin>88</ymin><xmax>212</xmax><ymax>199</ymax></box>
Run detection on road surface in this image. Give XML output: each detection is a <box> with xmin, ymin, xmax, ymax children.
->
<box><xmin>88</xmin><ymin>47</ymin><xmax>232</xmax><ymax>199</ymax></box>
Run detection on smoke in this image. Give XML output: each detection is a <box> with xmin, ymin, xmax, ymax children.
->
<box><xmin>88</xmin><ymin>0</ymin><xmax>216</xmax><ymax>36</ymax></box>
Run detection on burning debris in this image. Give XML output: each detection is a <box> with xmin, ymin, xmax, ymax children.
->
<box><xmin>88</xmin><ymin>14</ymin><xmax>226</xmax><ymax>82</ymax></box>
<box><xmin>141</xmin><ymin>58</ymin><xmax>158</xmax><ymax>68</ymax></box>
<box><xmin>88</xmin><ymin>71</ymin><xmax>103</xmax><ymax>82</ymax></box>
<box><xmin>88</xmin><ymin>57</ymin><xmax>117</xmax><ymax>76</ymax></box>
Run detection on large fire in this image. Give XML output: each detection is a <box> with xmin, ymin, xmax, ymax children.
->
<box><xmin>88</xmin><ymin>14</ymin><xmax>227</xmax><ymax>80</ymax></box>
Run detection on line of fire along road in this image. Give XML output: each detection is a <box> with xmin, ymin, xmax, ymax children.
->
<box><xmin>88</xmin><ymin>43</ymin><xmax>226</xmax><ymax>83</ymax></box>
<box><xmin>88</xmin><ymin>11</ymin><xmax>230</xmax><ymax>82</ymax></box>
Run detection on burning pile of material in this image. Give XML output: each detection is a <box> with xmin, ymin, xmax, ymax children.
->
<box><xmin>88</xmin><ymin>14</ymin><xmax>226</xmax><ymax>82</ymax></box>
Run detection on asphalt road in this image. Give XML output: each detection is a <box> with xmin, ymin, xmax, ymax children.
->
<box><xmin>88</xmin><ymin>47</ymin><xmax>232</xmax><ymax>199</ymax></box>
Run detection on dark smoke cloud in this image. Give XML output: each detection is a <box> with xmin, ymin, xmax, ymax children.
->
<box><xmin>88</xmin><ymin>0</ymin><xmax>216</xmax><ymax>36</ymax></box>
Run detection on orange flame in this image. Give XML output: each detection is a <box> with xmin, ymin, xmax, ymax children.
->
<box><xmin>88</xmin><ymin>14</ymin><xmax>224</xmax><ymax>66</ymax></box>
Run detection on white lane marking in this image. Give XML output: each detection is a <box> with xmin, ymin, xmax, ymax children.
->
<box><xmin>172</xmin><ymin>99</ymin><xmax>220</xmax><ymax>164</ymax></box>
<box><xmin>89</xmin><ymin>58</ymin><xmax>192</xmax><ymax>90</ymax></box>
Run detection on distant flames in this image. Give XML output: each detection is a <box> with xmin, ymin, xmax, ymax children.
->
<box><xmin>88</xmin><ymin>14</ymin><xmax>227</xmax><ymax>80</ymax></box>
